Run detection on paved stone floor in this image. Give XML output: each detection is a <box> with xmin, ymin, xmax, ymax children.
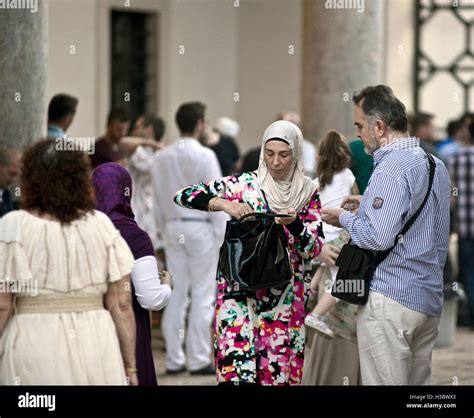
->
<box><xmin>431</xmin><ymin>327</ymin><xmax>474</xmax><ymax>385</ymax></box>
<box><xmin>152</xmin><ymin>325</ymin><xmax>474</xmax><ymax>385</ymax></box>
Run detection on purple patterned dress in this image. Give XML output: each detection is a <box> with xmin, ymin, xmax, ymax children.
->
<box><xmin>174</xmin><ymin>171</ymin><xmax>323</xmax><ymax>385</ymax></box>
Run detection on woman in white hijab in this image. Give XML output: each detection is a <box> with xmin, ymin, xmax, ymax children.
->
<box><xmin>174</xmin><ymin>120</ymin><xmax>324</xmax><ymax>385</ymax></box>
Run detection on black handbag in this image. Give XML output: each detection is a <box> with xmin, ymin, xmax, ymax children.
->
<box><xmin>331</xmin><ymin>152</ymin><xmax>436</xmax><ymax>305</ymax></box>
<box><xmin>218</xmin><ymin>211</ymin><xmax>293</xmax><ymax>292</ymax></box>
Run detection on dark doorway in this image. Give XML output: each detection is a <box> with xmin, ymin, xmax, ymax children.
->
<box><xmin>111</xmin><ymin>10</ymin><xmax>157</xmax><ymax>128</ymax></box>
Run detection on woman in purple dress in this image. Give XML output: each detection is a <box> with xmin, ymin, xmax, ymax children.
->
<box><xmin>92</xmin><ymin>163</ymin><xmax>173</xmax><ymax>385</ymax></box>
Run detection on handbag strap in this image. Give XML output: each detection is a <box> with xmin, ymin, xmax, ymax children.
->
<box><xmin>238</xmin><ymin>212</ymin><xmax>292</xmax><ymax>222</ymax></box>
<box><xmin>239</xmin><ymin>190</ymin><xmax>292</xmax><ymax>222</ymax></box>
<box><xmin>369</xmin><ymin>151</ymin><xmax>436</xmax><ymax>269</ymax></box>
<box><xmin>261</xmin><ymin>189</ymin><xmax>271</xmax><ymax>211</ymax></box>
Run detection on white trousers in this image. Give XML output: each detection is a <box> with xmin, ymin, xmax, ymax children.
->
<box><xmin>162</xmin><ymin>220</ymin><xmax>219</xmax><ymax>371</ymax></box>
<box><xmin>357</xmin><ymin>291</ymin><xmax>440</xmax><ymax>385</ymax></box>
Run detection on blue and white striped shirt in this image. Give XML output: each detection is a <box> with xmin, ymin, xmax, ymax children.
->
<box><xmin>339</xmin><ymin>137</ymin><xmax>451</xmax><ymax>316</ymax></box>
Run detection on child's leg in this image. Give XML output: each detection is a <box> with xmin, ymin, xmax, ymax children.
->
<box><xmin>310</xmin><ymin>265</ymin><xmax>324</xmax><ymax>292</ymax></box>
<box><xmin>305</xmin><ymin>287</ymin><xmax>337</xmax><ymax>339</ymax></box>
<box><xmin>312</xmin><ymin>292</ymin><xmax>338</xmax><ymax>316</ymax></box>
<box><xmin>310</xmin><ymin>265</ymin><xmax>339</xmax><ymax>316</ymax></box>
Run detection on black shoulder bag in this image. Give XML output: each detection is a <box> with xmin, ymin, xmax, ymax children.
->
<box><xmin>331</xmin><ymin>153</ymin><xmax>436</xmax><ymax>305</ymax></box>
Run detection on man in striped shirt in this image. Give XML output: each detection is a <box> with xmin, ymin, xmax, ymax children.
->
<box><xmin>448</xmin><ymin>121</ymin><xmax>474</xmax><ymax>329</ymax></box>
<box><xmin>322</xmin><ymin>85</ymin><xmax>451</xmax><ymax>385</ymax></box>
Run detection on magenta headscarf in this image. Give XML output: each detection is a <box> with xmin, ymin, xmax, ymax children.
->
<box><xmin>92</xmin><ymin>162</ymin><xmax>136</xmax><ymax>226</ymax></box>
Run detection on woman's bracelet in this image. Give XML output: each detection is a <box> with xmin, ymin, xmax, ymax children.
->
<box><xmin>208</xmin><ymin>197</ymin><xmax>219</xmax><ymax>211</ymax></box>
<box><xmin>126</xmin><ymin>367</ymin><xmax>138</xmax><ymax>374</ymax></box>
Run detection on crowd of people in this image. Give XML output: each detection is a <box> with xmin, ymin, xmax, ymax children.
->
<box><xmin>0</xmin><ymin>84</ymin><xmax>473</xmax><ymax>386</ymax></box>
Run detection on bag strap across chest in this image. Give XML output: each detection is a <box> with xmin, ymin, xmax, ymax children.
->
<box><xmin>367</xmin><ymin>152</ymin><xmax>436</xmax><ymax>271</ymax></box>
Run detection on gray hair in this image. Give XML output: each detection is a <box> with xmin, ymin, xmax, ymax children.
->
<box><xmin>353</xmin><ymin>85</ymin><xmax>408</xmax><ymax>133</ymax></box>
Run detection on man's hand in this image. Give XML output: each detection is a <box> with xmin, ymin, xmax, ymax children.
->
<box><xmin>275</xmin><ymin>208</ymin><xmax>297</xmax><ymax>225</ymax></box>
<box><xmin>340</xmin><ymin>195</ymin><xmax>363</xmax><ymax>214</ymax></box>
<box><xmin>319</xmin><ymin>244</ymin><xmax>340</xmax><ymax>266</ymax></box>
<box><xmin>321</xmin><ymin>207</ymin><xmax>344</xmax><ymax>227</ymax></box>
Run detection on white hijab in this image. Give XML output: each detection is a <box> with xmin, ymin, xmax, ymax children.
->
<box><xmin>256</xmin><ymin>120</ymin><xmax>317</xmax><ymax>213</ymax></box>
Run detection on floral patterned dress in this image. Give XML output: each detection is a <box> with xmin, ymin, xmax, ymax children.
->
<box><xmin>174</xmin><ymin>171</ymin><xmax>324</xmax><ymax>385</ymax></box>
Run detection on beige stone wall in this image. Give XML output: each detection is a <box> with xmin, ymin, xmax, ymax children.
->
<box><xmin>385</xmin><ymin>0</ymin><xmax>415</xmax><ymax>115</ymax></box>
<box><xmin>237</xmin><ymin>0</ymin><xmax>302</xmax><ymax>150</ymax></box>
<box><xmin>46</xmin><ymin>0</ymin><xmax>463</xmax><ymax>151</ymax></box>
<box><xmin>165</xmin><ymin>0</ymin><xmax>239</xmax><ymax>143</ymax></box>
<box><xmin>48</xmin><ymin>0</ymin><xmax>99</xmax><ymax>141</ymax></box>
<box><xmin>48</xmin><ymin>0</ymin><xmax>171</xmax><ymax>142</ymax></box>
<box><xmin>47</xmin><ymin>0</ymin><xmax>301</xmax><ymax>151</ymax></box>
<box><xmin>302</xmin><ymin>0</ymin><xmax>386</xmax><ymax>143</ymax></box>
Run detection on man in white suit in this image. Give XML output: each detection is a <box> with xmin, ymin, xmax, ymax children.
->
<box><xmin>151</xmin><ymin>102</ymin><xmax>226</xmax><ymax>375</ymax></box>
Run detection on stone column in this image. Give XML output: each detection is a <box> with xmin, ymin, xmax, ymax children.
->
<box><xmin>0</xmin><ymin>0</ymin><xmax>48</xmax><ymax>148</ymax></box>
<box><xmin>302</xmin><ymin>0</ymin><xmax>386</xmax><ymax>142</ymax></box>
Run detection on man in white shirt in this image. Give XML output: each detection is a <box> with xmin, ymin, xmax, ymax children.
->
<box><xmin>151</xmin><ymin>102</ymin><xmax>227</xmax><ymax>375</ymax></box>
<box><xmin>127</xmin><ymin>114</ymin><xmax>166</xmax><ymax>254</ymax></box>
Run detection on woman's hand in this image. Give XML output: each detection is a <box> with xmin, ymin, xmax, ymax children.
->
<box><xmin>126</xmin><ymin>369</ymin><xmax>139</xmax><ymax>386</ymax></box>
<box><xmin>221</xmin><ymin>201</ymin><xmax>254</xmax><ymax>220</ymax></box>
<box><xmin>160</xmin><ymin>270</ymin><xmax>174</xmax><ymax>290</ymax></box>
<box><xmin>275</xmin><ymin>208</ymin><xmax>297</xmax><ymax>225</ymax></box>
<box><xmin>0</xmin><ymin>292</ymin><xmax>14</xmax><ymax>338</ymax></box>
<box><xmin>104</xmin><ymin>276</ymin><xmax>137</xmax><ymax>388</ymax></box>
<box><xmin>319</xmin><ymin>243</ymin><xmax>340</xmax><ymax>266</ymax></box>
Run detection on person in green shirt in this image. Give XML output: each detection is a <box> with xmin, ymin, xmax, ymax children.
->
<box><xmin>348</xmin><ymin>138</ymin><xmax>374</xmax><ymax>194</ymax></box>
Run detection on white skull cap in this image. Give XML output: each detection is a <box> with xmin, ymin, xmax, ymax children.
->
<box><xmin>214</xmin><ymin>117</ymin><xmax>240</xmax><ymax>138</ymax></box>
